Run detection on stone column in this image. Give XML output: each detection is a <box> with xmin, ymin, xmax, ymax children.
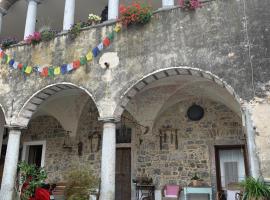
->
<box><xmin>108</xmin><ymin>0</ymin><xmax>119</xmax><ymax>20</ymax></box>
<box><xmin>244</xmin><ymin>108</ymin><xmax>260</xmax><ymax>178</ymax></box>
<box><xmin>0</xmin><ymin>8</ymin><xmax>7</xmax><ymax>33</ymax></box>
<box><xmin>24</xmin><ymin>0</ymin><xmax>40</xmax><ymax>39</ymax></box>
<box><xmin>63</xmin><ymin>0</ymin><xmax>75</xmax><ymax>31</ymax></box>
<box><xmin>99</xmin><ymin>119</ymin><xmax>116</xmax><ymax>200</ymax></box>
<box><xmin>0</xmin><ymin>126</ymin><xmax>22</xmax><ymax>200</ymax></box>
<box><xmin>162</xmin><ymin>0</ymin><xmax>174</xmax><ymax>7</ymax></box>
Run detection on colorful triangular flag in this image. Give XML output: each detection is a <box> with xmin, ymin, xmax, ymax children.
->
<box><xmin>54</xmin><ymin>66</ymin><xmax>61</xmax><ymax>75</ymax></box>
<box><xmin>86</xmin><ymin>51</ymin><xmax>93</xmax><ymax>61</ymax></box>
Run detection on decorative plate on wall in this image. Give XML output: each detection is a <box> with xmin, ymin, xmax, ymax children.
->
<box><xmin>187</xmin><ymin>104</ymin><xmax>204</xmax><ymax>121</ymax></box>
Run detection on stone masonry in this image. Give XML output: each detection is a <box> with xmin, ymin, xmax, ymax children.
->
<box><xmin>133</xmin><ymin>98</ymin><xmax>243</xmax><ymax>189</ymax></box>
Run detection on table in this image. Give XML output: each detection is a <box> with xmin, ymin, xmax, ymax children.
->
<box><xmin>135</xmin><ymin>184</ymin><xmax>155</xmax><ymax>200</ymax></box>
<box><xmin>183</xmin><ymin>187</ymin><xmax>212</xmax><ymax>200</ymax></box>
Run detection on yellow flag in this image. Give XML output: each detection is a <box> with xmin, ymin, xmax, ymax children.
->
<box><xmin>86</xmin><ymin>51</ymin><xmax>93</xmax><ymax>61</ymax></box>
<box><xmin>114</xmin><ymin>24</ymin><xmax>122</xmax><ymax>33</ymax></box>
<box><xmin>54</xmin><ymin>66</ymin><xmax>61</xmax><ymax>75</ymax></box>
<box><xmin>6</xmin><ymin>56</ymin><xmax>11</xmax><ymax>64</ymax></box>
<box><xmin>25</xmin><ymin>66</ymin><xmax>32</xmax><ymax>74</ymax></box>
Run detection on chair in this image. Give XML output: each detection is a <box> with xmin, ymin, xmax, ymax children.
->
<box><xmin>161</xmin><ymin>184</ymin><xmax>182</xmax><ymax>200</ymax></box>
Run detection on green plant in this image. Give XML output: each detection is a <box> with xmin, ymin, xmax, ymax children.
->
<box><xmin>18</xmin><ymin>161</ymin><xmax>47</xmax><ymax>200</ymax></box>
<box><xmin>0</xmin><ymin>37</ymin><xmax>18</xmax><ymax>49</ymax></box>
<box><xmin>65</xmin><ymin>169</ymin><xmax>99</xmax><ymax>200</ymax></box>
<box><xmin>241</xmin><ymin>177</ymin><xmax>270</xmax><ymax>200</ymax></box>
<box><xmin>119</xmin><ymin>2</ymin><xmax>153</xmax><ymax>26</ymax></box>
<box><xmin>191</xmin><ymin>173</ymin><xmax>200</xmax><ymax>180</ymax></box>
<box><xmin>68</xmin><ymin>22</ymin><xmax>82</xmax><ymax>40</ymax></box>
<box><xmin>40</xmin><ymin>29</ymin><xmax>57</xmax><ymax>42</ymax></box>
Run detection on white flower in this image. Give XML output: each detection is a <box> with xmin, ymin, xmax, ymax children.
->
<box><xmin>88</xmin><ymin>13</ymin><xmax>101</xmax><ymax>21</ymax></box>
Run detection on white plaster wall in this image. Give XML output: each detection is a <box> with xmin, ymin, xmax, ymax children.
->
<box><xmin>33</xmin><ymin>91</ymin><xmax>90</xmax><ymax>137</ymax></box>
<box><xmin>249</xmin><ymin>99</ymin><xmax>270</xmax><ymax>179</ymax></box>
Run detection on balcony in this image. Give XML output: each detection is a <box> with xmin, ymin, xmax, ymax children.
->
<box><xmin>0</xmin><ymin>0</ymin><xmax>180</xmax><ymax>41</ymax></box>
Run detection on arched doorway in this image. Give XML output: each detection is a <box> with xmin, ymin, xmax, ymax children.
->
<box><xmin>17</xmin><ymin>83</ymin><xmax>102</xmax><ymax>183</ymax></box>
<box><xmin>114</xmin><ymin>67</ymin><xmax>247</xmax><ymax>200</ymax></box>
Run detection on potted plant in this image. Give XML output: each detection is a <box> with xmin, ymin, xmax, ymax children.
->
<box><xmin>40</xmin><ymin>29</ymin><xmax>57</xmax><ymax>42</ymax></box>
<box><xmin>65</xmin><ymin>168</ymin><xmax>99</xmax><ymax>200</ymax></box>
<box><xmin>88</xmin><ymin>14</ymin><xmax>101</xmax><ymax>25</ymax></box>
<box><xmin>0</xmin><ymin>37</ymin><xmax>18</xmax><ymax>49</ymax></box>
<box><xmin>241</xmin><ymin>177</ymin><xmax>270</xmax><ymax>200</ymax></box>
<box><xmin>119</xmin><ymin>2</ymin><xmax>153</xmax><ymax>26</ymax></box>
<box><xmin>18</xmin><ymin>162</ymin><xmax>48</xmax><ymax>200</ymax></box>
<box><xmin>190</xmin><ymin>173</ymin><xmax>203</xmax><ymax>186</ymax></box>
<box><xmin>25</xmin><ymin>32</ymin><xmax>42</xmax><ymax>45</ymax></box>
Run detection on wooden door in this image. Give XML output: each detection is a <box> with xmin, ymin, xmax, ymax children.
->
<box><xmin>115</xmin><ymin>148</ymin><xmax>131</xmax><ymax>200</ymax></box>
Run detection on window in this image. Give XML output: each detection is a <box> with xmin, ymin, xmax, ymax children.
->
<box><xmin>116</xmin><ymin>126</ymin><xmax>132</xmax><ymax>144</ymax></box>
<box><xmin>216</xmin><ymin>146</ymin><xmax>247</xmax><ymax>191</ymax></box>
<box><xmin>22</xmin><ymin>141</ymin><xmax>46</xmax><ymax>167</ymax></box>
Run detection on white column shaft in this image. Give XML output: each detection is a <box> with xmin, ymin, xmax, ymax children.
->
<box><xmin>162</xmin><ymin>0</ymin><xmax>174</xmax><ymax>7</ymax></box>
<box><xmin>0</xmin><ymin>13</ymin><xmax>3</xmax><ymax>33</ymax></box>
<box><xmin>0</xmin><ymin>129</ymin><xmax>21</xmax><ymax>200</ymax></box>
<box><xmin>24</xmin><ymin>0</ymin><xmax>38</xmax><ymax>39</ymax></box>
<box><xmin>63</xmin><ymin>0</ymin><xmax>75</xmax><ymax>30</ymax></box>
<box><xmin>244</xmin><ymin>109</ymin><xmax>260</xmax><ymax>178</ymax></box>
<box><xmin>100</xmin><ymin>122</ymin><xmax>116</xmax><ymax>200</ymax></box>
<box><xmin>108</xmin><ymin>0</ymin><xmax>119</xmax><ymax>20</ymax></box>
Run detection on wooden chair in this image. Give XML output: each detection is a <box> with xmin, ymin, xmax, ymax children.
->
<box><xmin>52</xmin><ymin>183</ymin><xmax>66</xmax><ymax>200</ymax></box>
<box><xmin>161</xmin><ymin>184</ymin><xmax>182</xmax><ymax>200</ymax></box>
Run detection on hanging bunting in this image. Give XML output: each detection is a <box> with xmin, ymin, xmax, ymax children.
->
<box><xmin>80</xmin><ymin>56</ymin><xmax>87</xmax><ymax>65</ymax></box>
<box><xmin>48</xmin><ymin>67</ymin><xmax>54</xmax><ymax>77</ymax></box>
<box><xmin>41</xmin><ymin>67</ymin><xmax>49</xmax><ymax>77</ymax></box>
<box><xmin>9</xmin><ymin>59</ymin><xmax>15</xmax><ymax>67</ymax></box>
<box><xmin>73</xmin><ymin>60</ymin><xmax>81</xmax><ymax>69</ymax></box>
<box><xmin>0</xmin><ymin>23</ymin><xmax>122</xmax><ymax>78</ymax></box>
<box><xmin>103</xmin><ymin>37</ymin><xmax>111</xmax><ymax>47</ymax></box>
<box><xmin>67</xmin><ymin>64</ymin><xmax>73</xmax><ymax>72</ymax></box>
<box><xmin>92</xmin><ymin>47</ymin><xmax>100</xmax><ymax>57</ymax></box>
<box><xmin>25</xmin><ymin>66</ymin><xmax>33</xmax><ymax>74</ymax></box>
<box><xmin>97</xmin><ymin>43</ymin><xmax>104</xmax><ymax>51</ymax></box>
<box><xmin>13</xmin><ymin>61</ymin><xmax>19</xmax><ymax>69</ymax></box>
<box><xmin>54</xmin><ymin>66</ymin><xmax>61</xmax><ymax>75</ymax></box>
<box><xmin>61</xmin><ymin>64</ymin><xmax>67</xmax><ymax>74</ymax></box>
<box><xmin>86</xmin><ymin>51</ymin><xmax>93</xmax><ymax>62</ymax></box>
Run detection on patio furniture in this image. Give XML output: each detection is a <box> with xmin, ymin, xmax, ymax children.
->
<box><xmin>183</xmin><ymin>186</ymin><xmax>212</xmax><ymax>200</ymax></box>
<box><xmin>135</xmin><ymin>184</ymin><xmax>155</xmax><ymax>200</ymax></box>
<box><xmin>161</xmin><ymin>184</ymin><xmax>182</xmax><ymax>200</ymax></box>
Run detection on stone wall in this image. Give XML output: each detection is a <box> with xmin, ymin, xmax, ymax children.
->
<box><xmin>134</xmin><ymin>98</ymin><xmax>244</xmax><ymax>189</ymax></box>
<box><xmin>21</xmin><ymin>99</ymin><xmax>102</xmax><ymax>183</ymax></box>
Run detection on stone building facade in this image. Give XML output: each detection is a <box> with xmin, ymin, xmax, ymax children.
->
<box><xmin>0</xmin><ymin>0</ymin><xmax>270</xmax><ymax>200</ymax></box>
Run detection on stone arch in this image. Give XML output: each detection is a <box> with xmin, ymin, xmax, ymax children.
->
<box><xmin>17</xmin><ymin>82</ymin><xmax>100</xmax><ymax>127</ymax></box>
<box><xmin>114</xmin><ymin>66</ymin><xmax>243</xmax><ymax>118</ymax></box>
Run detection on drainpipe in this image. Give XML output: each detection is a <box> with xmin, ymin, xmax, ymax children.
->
<box><xmin>244</xmin><ymin>108</ymin><xmax>261</xmax><ymax>178</ymax></box>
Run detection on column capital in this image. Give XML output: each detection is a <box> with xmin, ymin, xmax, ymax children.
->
<box><xmin>26</xmin><ymin>0</ymin><xmax>42</xmax><ymax>4</ymax></box>
<box><xmin>98</xmin><ymin>117</ymin><xmax>120</xmax><ymax>123</ymax></box>
<box><xmin>4</xmin><ymin>124</ymin><xmax>26</xmax><ymax>130</ymax></box>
